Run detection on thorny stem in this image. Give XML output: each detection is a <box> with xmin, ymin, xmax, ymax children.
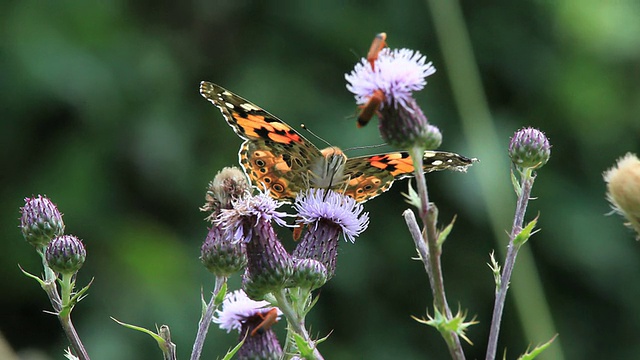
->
<box><xmin>37</xmin><ymin>250</ymin><xmax>90</xmax><ymax>360</ymax></box>
<box><xmin>485</xmin><ymin>168</ymin><xmax>535</xmax><ymax>360</ymax></box>
<box><xmin>409</xmin><ymin>146</ymin><xmax>465</xmax><ymax>360</ymax></box>
<box><xmin>190</xmin><ymin>276</ymin><xmax>227</xmax><ymax>360</ymax></box>
<box><xmin>273</xmin><ymin>289</ymin><xmax>324</xmax><ymax>360</ymax></box>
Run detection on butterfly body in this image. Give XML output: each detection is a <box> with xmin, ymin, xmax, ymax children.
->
<box><xmin>200</xmin><ymin>81</ymin><xmax>475</xmax><ymax>203</ymax></box>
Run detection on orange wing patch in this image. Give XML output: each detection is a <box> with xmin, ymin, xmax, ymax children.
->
<box><xmin>367</xmin><ymin>153</ymin><xmax>415</xmax><ymax>177</ymax></box>
<box><xmin>233</xmin><ymin>114</ymin><xmax>303</xmax><ymax>144</ymax></box>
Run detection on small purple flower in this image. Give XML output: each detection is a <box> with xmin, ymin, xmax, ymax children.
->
<box><xmin>293</xmin><ymin>189</ymin><xmax>369</xmax><ymax>279</ymax></box>
<box><xmin>346</xmin><ymin>48</ymin><xmax>436</xmax><ymax>111</ymax></box>
<box><xmin>213</xmin><ymin>290</ymin><xmax>284</xmax><ymax>360</ymax></box>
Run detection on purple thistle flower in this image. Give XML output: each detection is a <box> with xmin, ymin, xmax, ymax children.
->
<box><xmin>346</xmin><ymin>46</ymin><xmax>441</xmax><ymax>149</ymax></box>
<box><xmin>213</xmin><ymin>290</ymin><xmax>284</xmax><ymax>360</ymax></box>
<box><xmin>346</xmin><ymin>48</ymin><xmax>436</xmax><ymax>111</ymax></box>
<box><xmin>216</xmin><ymin>192</ymin><xmax>293</xmax><ymax>298</ymax></box>
<box><xmin>293</xmin><ymin>189</ymin><xmax>369</xmax><ymax>279</ymax></box>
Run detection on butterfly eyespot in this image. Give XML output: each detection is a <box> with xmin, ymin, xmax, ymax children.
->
<box><xmin>356</xmin><ymin>188</ymin><xmax>364</xmax><ymax>194</ymax></box>
<box><xmin>259</xmin><ymin>168</ymin><xmax>267</xmax><ymax>174</ymax></box>
<box><xmin>363</xmin><ymin>184</ymin><xmax>373</xmax><ymax>191</ymax></box>
<box><xmin>255</xmin><ymin>159</ymin><xmax>266</xmax><ymax>167</ymax></box>
<box><xmin>272</xmin><ymin>183</ymin><xmax>285</xmax><ymax>193</ymax></box>
<box><xmin>263</xmin><ymin>177</ymin><xmax>272</xmax><ymax>183</ymax></box>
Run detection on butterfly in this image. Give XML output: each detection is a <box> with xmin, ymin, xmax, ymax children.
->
<box><xmin>200</xmin><ymin>81</ymin><xmax>476</xmax><ymax>203</ymax></box>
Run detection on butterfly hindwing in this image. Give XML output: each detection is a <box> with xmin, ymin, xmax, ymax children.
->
<box><xmin>342</xmin><ymin>150</ymin><xmax>476</xmax><ymax>202</ymax></box>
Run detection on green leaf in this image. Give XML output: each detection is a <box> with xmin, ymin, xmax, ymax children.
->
<box><xmin>220</xmin><ymin>334</ymin><xmax>246</xmax><ymax>360</ymax></box>
<box><xmin>513</xmin><ymin>215</ymin><xmax>539</xmax><ymax>246</ymax></box>
<box><xmin>511</xmin><ymin>168</ymin><xmax>522</xmax><ymax>197</ymax></box>
<box><xmin>402</xmin><ymin>180</ymin><xmax>422</xmax><ymax>209</ymax></box>
<box><xmin>487</xmin><ymin>251</ymin><xmax>502</xmax><ymax>292</ymax></box>
<box><xmin>437</xmin><ymin>215</ymin><xmax>457</xmax><ymax>247</ymax></box>
<box><xmin>111</xmin><ymin>317</ymin><xmax>171</xmax><ymax>353</ymax></box>
<box><xmin>215</xmin><ymin>282</ymin><xmax>228</xmax><ymax>306</ymax></box>
<box><xmin>293</xmin><ymin>332</ymin><xmax>314</xmax><ymax>358</ymax></box>
<box><xmin>19</xmin><ymin>264</ymin><xmax>46</xmax><ymax>287</ymax></box>
<box><xmin>517</xmin><ymin>334</ymin><xmax>558</xmax><ymax>360</ymax></box>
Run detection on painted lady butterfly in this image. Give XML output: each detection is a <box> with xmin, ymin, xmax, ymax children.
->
<box><xmin>200</xmin><ymin>81</ymin><xmax>476</xmax><ymax>203</ymax></box>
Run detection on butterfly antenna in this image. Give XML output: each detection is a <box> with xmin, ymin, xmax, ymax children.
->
<box><xmin>300</xmin><ymin>124</ymin><xmax>334</xmax><ymax>149</ymax></box>
<box><xmin>343</xmin><ymin>143</ymin><xmax>388</xmax><ymax>152</ymax></box>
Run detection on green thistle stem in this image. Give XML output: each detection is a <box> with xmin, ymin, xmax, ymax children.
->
<box><xmin>273</xmin><ymin>289</ymin><xmax>323</xmax><ymax>360</ymax></box>
<box><xmin>409</xmin><ymin>146</ymin><xmax>465</xmax><ymax>360</ymax></box>
<box><xmin>190</xmin><ymin>276</ymin><xmax>227</xmax><ymax>360</ymax></box>
<box><xmin>485</xmin><ymin>168</ymin><xmax>534</xmax><ymax>360</ymax></box>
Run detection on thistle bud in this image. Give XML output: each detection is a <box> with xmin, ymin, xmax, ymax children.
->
<box><xmin>45</xmin><ymin>235</ymin><xmax>86</xmax><ymax>275</ymax></box>
<box><xmin>200</xmin><ymin>224</ymin><xmax>247</xmax><ymax>276</ymax></box>
<box><xmin>20</xmin><ymin>195</ymin><xmax>65</xmax><ymax>248</ymax></box>
<box><xmin>508</xmin><ymin>127</ymin><xmax>551</xmax><ymax>169</ymax></box>
<box><xmin>288</xmin><ymin>258</ymin><xmax>328</xmax><ymax>290</ymax></box>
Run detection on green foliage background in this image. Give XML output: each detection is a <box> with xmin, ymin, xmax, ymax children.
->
<box><xmin>2</xmin><ymin>0</ymin><xmax>639</xmax><ymax>359</ymax></box>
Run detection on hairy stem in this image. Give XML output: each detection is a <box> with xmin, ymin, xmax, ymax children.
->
<box><xmin>485</xmin><ymin>169</ymin><xmax>535</xmax><ymax>360</ymax></box>
<box><xmin>409</xmin><ymin>147</ymin><xmax>465</xmax><ymax>360</ymax></box>
<box><xmin>190</xmin><ymin>276</ymin><xmax>227</xmax><ymax>360</ymax></box>
<box><xmin>273</xmin><ymin>289</ymin><xmax>323</xmax><ymax>360</ymax></box>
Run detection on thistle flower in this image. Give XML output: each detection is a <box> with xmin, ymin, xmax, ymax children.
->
<box><xmin>292</xmin><ymin>189</ymin><xmax>369</xmax><ymax>279</ymax></box>
<box><xmin>201</xmin><ymin>166</ymin><xmax>250</xmax><ymax>220</ymax></box>
<box><xmin>200</xmin><ymin>223</ymin><xmax>247</xmax><ymax>277</ymax></box>
<box><xmin>604</xmin><ymin>153</ymin><xmax>640</xmax><ymax>240</ymax></box>
<box><xmin>346</xmin><ymin>47</ymin><xmax>438</xmax><ymax>149</ymax></box>
<box><xmin>216</xmin><ymin>192</ymin><xmax>292</xmax><ymax>299</ymax></box>
<box><xmin>213</xmin><ymin>290</ymin><xmax>283</xmax><ymax>360</ymax></box>
<box><xmin>20</xmin><ymin>195</ymin><xmax>65</xmax><ymax>248</ymax></box>
<box><xmin>45</xmin><ymin>235</ymin><xmax>86</xmax><ymax>275</ymax></box>
<box><xmin>508</xmin><ymin>127</ymin><xmax>551</xmax><ymax>169</ymax></box>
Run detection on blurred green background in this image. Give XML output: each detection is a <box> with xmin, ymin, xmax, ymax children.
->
<box><xmin>2</xmin><ymin>0</ymin><xmax>639</xmax><ymax>359</ymax></box>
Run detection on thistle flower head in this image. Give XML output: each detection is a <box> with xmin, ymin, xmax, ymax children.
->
<box><xmin>215</xmin><ymin>191</ymin><xmax>292</xmax><ymax>298</ymax></box>
<box><xmin>200</xmin><ymin>223</ymin><xmax>247</xmax><ymax>276</ymax></box>
<box><xmin>201</xmin><ymin>167</ymin><xmax>250</xmax><ymax>219</ymax></box>
<box><xmin>215</xmin><ymin>191</ymin><xmax>289</xmax><ymax>244</ymax></box>
<box><xmin>20</xmin><ymin>195</ymin><xmax>65</xmax><ymax>248</ymax></box>
<box><xmin>604</xmin><ymin>153</ymin><xmax>640</xmax><ymax>240</ymax></box>
<box><xmin>346</xmin><ymin>48</ymin><xmax>436</xmax><ymax>110</ymax></box>
<box><xmin>213</xmin><ymin>289</ymin><xmax>282</xmax><ymax>333</ymax></box>
<box><xmin>45</xmin><ymin>235</ymin><xmax>86</xmax><ymax>275</ymax></box>
<box><xmin>288</xmin><ymin>258</ymin><xmax>328</xmax><ymax>290</ymax></box>
<box><xmin>346</xmin><ymin>46</ymin><xmax>440</xmax><ymax>149</ymax></box>
<box><xmin>213</xmin><ymin>290</ymin><xmax>284</xmax><ymax>359</ymax></box>
<box><xmin>292</xmin><ymin>189</ymin><xmax>369</xmax><ymax>280</ymax></box>
<box><xmin>508</xmin><ymin>127</ymin><xmax>551</xmax><ymax>169</ymax></box>
<box><xmin>294</xmin><ymin>189</ymin><xmax>369</xmax><ymax>243</ymax></box>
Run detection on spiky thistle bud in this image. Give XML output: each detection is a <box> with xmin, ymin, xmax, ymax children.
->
<box><xmin>508</xmin><ymin>127</ymin><xmax>551</xmax><ymax>169</ymax></box>
<box><xmin>20</xmin><ymin>195</ymin><xmax>65</xmax><ymax>248</ymax></box>
<box><xmin>200</xmin><ymin>224</ymin><xmax>247</xmax><ymax>276</ymax></box>
<box><xmin>213</xmin><ymin>290</ymin><xmax>283</xmax><ymax>360</ymax></box>
<box><xmin>216</xmin><ymin>192</ymin><xmax>292</xmax><ymax>299</ymax></box>
<box><xmin>604</xmin><ymin>153</ymin><xmax>640</xmax><ymax>240</ymax></box>
<box><xmin>292</xmin><ymin>189</ymin><xmax>369</xmax><ymax>280</ymax></box>
<box><xmin>45</xmin><ymin>235</ymin><xmax>86</xmax><ymax>275</ymax></box>
<box><xmin>288</xmin><ymin>258</ymin><xmax>328</xmax><ymax>291</ymax></box>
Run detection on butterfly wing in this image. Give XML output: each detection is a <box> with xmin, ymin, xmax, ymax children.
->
<box><xmin>200</xmin><ymin>81</ymin><xmax>322</xmax><ymax>202</ymax></box>
<box><xmin>342</xmin><ymin>150</ymin><xmax>476</xmax><ymax>202</ymax></box>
